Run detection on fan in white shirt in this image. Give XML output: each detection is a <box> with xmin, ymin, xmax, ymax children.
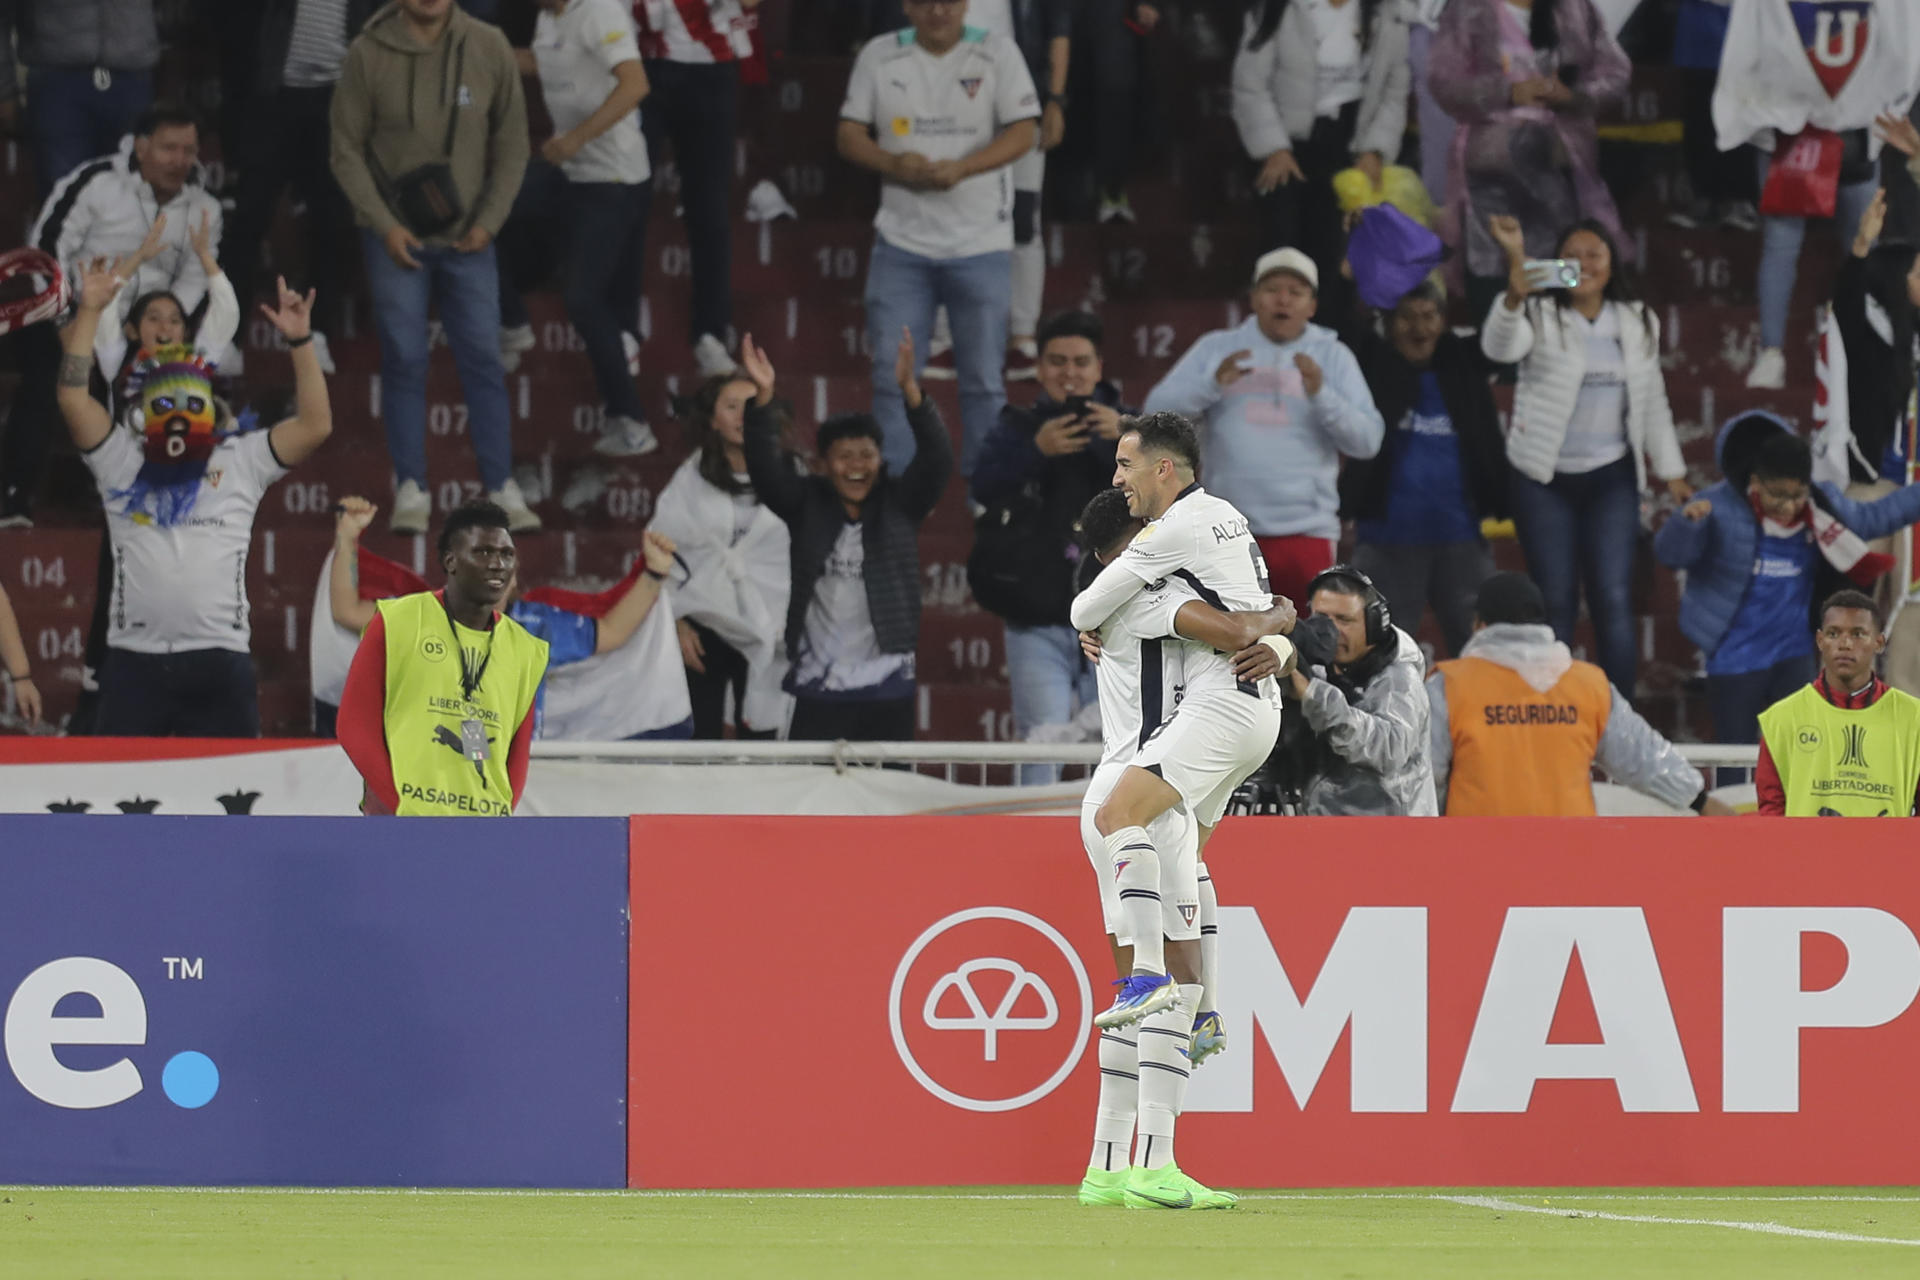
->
<box><xmin>57</xmin><ymin>259</ymin><xmax>333</xmax><ymax>733</ymax></box>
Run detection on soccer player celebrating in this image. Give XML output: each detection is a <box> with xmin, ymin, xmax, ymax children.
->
<box><xmin>1072</xmin><ymin>487</ymin><xmax>1294</xmax><ymax>1210</ymax></box>
<box><xmin>1070</xmin><ymin>413</ymin><xmax>1285</xmax><ymax>1034</ymax></box>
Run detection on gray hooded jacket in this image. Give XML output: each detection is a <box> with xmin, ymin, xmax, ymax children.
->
<box><xmin>1426</xmin><ymin>624</ymin><xmax>1703</xmax><ymax>812</ymax></box>
<box><xmin>1297</xmin><ymin>626</ymin><xmax>1438</xmax><ymax>817</ymax></box>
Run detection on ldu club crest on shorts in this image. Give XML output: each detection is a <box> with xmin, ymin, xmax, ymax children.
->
<box><xmin>1791</xmin><ymin>1</ymin><xmax>1872</xmax><ymax>98</ymax></box>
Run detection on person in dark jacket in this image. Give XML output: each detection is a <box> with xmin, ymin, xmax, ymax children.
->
<box><xmin>739</xmin><ymin>328</ymin><xmax>951</xmax><ymax>741</ymax></box>
<box><xmin>1654</xmin><ymin>412</ymin><xmax>1920</xmax><ymax>744</ymax></box>
<box><xmin>1829</xmin><ymin>187</ymin><xmax>1919</xmax><ymax>486</ymax></box>
<box><xmin>1341</xmin><ymin>279</ymin><xmax>1510</xmax><ymax>657</ymax></box>
<box><xmin>219</xmin><ymin>0</ymin><xmax>375</xmax><ymax>371</ymax></box>
<box><xmin>969</xmin><ymin>310</ymin><xmax>1129</xmax><ymax>781</ymax></box>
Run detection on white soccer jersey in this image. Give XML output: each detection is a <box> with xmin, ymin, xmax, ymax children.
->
<box><xmin>1113</xmin><ymin>484</ymin><xmax>1279</xmax><ymax>704</ymax></box>
<box><xmin>535</xmin><ymin>0</ymin><xmax>651</xmax><ymax>185</ymax></box>
<box><xmin>1092</xmin><ymin>575</ymin><xmax>1195</xmax><ymax>773</ymax></box>
<box><xmin>85</xmin><ymin>425</ymin><xmax>286</xmax><ymax>655</ymax></box>
<box><xmin>839</xmin><ymin>27</ymin><xmax>1040</xmax><ymax>260</ymax></box>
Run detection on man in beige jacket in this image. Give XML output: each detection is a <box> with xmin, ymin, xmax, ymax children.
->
<box><xmin>330</xmin><ymin>0</ymin><xmax>537</xmax><ymax>535</ymax></box>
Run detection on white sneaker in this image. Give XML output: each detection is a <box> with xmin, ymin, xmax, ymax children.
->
<box><xmin>499</xmin><ymin>323</ymin><xmax>537</xmax><ymax>374</ymax></box>
<box><xmin>694</xmin><ymin>333</ymin><xmax>738</xmax><ymax>377</ymax></box>
<box><xmin>490</xmin><ymin>477</ymin><xmax>543</xmax><ymax>533</ymax></box>
<box><xmin>390</xmin><ymin>479</ymin><xmax>431</xmax><ymax>535</ymax></box>
<box><xmin>309</xmin><ymin>330</ymin><xmax>337</xmax><ymax>375</ymax></box>
<box><xmin>1746</xmin><ymin>347</ymin><xmax>1786</xmax><ymax>390</ymax></box>
<box><xmin>1720</xmin><ymin>201</ymin><xmax>1760</xmax><ymax>233</ymax></box>
<box><xmin>594</xmin><ymin>414</ymin><xmax>659</xmax><ymax>458</ymax></box>
<box><xmin>217</xmin><ymin>340</ymin><xmax>245</xmax><ymax>378</ymax></box>
<box><xmin>744</xmin><ymin>178</ymin><xmax>798</xmax><ymax>223</ymax></box>
<box><xmin>622</xmin><ymin>330</ymin><xmax>641</xmax><ymax>377</ymax></box>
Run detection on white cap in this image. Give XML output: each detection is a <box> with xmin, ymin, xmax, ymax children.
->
<box><xmin>1251</xmin><ymin>247</ymin><xmax>1318</xmax><ymax>292</ymax></box>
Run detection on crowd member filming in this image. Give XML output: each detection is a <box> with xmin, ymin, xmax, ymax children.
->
<box><xmin>1279</xmin><ymin>566</ymin><xmax>1436</xmax><ymax>815</ymax></box>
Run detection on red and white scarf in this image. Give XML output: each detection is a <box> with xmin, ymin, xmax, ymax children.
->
<box><xmin>1752</xmin><ymin>491</ymin><xmax>1893</xmax><ymax>586</ymax></box>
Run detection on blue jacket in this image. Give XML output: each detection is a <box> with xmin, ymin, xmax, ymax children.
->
<box><xmin>1653</xmin><ymin>412</ymin><xmax>1920</xmax><ymax>658</ymax></box>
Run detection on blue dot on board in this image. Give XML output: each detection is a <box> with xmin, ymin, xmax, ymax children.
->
<box><xmin>161</xmin><ymin>1051</ymin><xmax>219</xmax><ymax>1108</ymax></box>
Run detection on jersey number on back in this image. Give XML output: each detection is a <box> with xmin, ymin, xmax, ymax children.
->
<box><xmin>1249</xmin><ymin>543</ymin><xmax>1272</xmax><ymax>595</ymax></box>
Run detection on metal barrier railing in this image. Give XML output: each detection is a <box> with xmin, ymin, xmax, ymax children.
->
<box><xmin>530</xmin><ymin>740</ymin><xmax>1761</xmax><ymax>787</ymax></box>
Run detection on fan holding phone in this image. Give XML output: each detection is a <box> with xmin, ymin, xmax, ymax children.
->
<box><xmin>1481</xmin><ymin>213</ymin><xmax>1691</xmax><ymax>703</ymax></box>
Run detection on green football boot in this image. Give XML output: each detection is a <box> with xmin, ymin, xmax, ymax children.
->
<box><xmin>1123</xmin><ymin>1162</ymin><xmax>1238</xmax><ymax>1210</ymax></box>
<box><xmin>1077</xmin><ymin>1166</ymin><xmax>1129</xmax><ymax>1206</ymax></box>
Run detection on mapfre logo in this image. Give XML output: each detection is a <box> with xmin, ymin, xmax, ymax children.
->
<box><xmin>889</xmin><ymin>908</ymin><xmax>1091</xmax><ymax>1113</ymax></box>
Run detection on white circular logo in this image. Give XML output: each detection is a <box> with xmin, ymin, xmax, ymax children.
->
<box><xmin>888</xmin><ymin>907</ymin><xmax>1092</xmax><ymax>1113</ymax></box>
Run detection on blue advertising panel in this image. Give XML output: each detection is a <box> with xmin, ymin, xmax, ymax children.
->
<box><xmin>0</xmin><ymin>816</ymin><xmax>628</xmax><ymax>1186</ymax></box>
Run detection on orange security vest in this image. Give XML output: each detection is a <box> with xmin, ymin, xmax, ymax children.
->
<box><xmin>1435</xmin><ymin>656</ymin><xmax>1614</xmax><ymax>816</ymax></box>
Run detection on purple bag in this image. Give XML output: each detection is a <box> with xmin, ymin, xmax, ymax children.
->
<box><xmin>1347</xmin><ymin>205</ymin><xmax>1447</xmax><ymax>310</ymax></box>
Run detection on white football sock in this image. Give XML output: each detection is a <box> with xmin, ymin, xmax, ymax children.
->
<box><xmin>1088</xmin><ymin>1026</ymin><xmax>1138</xmax><ymax>1172</ymax></box>
<box><xmin>1133</xmin><ymin>983</ymin><xmax>1202</xmax><ymax>1169</ymax></box>
<box><xmin>1198</xmin><ymin>862</ymin><xmax>1220</xmax><ymax>1012</ymax></box>
<box><xmin>1106</xmin><ymin>827</ymin><xmax>1164</xmax><ymax>975</ymax></box>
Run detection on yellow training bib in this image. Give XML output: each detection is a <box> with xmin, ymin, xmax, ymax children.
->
<box><xmin>1758</xmin><ymin>684</ymin><xmax>1920</xmax><ymax>817</ymax></box>
<box><xmin>378</xmin><ymin>592</ymin><xmax>549</xmax><ymax>816</ymax></box>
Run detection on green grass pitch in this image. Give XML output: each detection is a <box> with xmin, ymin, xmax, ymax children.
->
<box><xmin>5</xmin><ymin>1186</ymin><xmax>1920</xmax><ymax>1278</ymax></box>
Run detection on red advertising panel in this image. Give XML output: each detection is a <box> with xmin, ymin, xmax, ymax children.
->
<box><xmin>628</xmin><ymin>817</ymin><xmax>1920</xmax><ymax>1187</ymax></box>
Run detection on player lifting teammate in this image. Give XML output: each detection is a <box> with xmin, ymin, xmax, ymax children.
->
<box><xmin>1071</xmin><ymin>482</ymin><xmax>1294</xmax><ymax>1210</ymax></box>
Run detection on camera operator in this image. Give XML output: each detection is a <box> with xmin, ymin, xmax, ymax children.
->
<box><xmin>970</xmin><ymin>310</ymin><xmax>1132</xmax><ymax>781</ymax></box>
<box><xmin>1277</xmin><ymin>565</ymin><xmax>1437</xmax><ymax>815</ymax></box>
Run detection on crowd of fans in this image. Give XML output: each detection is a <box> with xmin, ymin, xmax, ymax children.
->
<box><xmin>4</xmin><ymin>0</ymin><xmax>1920</xmax><ymax>815</ymax></box>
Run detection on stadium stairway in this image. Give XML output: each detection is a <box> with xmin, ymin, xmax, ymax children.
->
<box><xmin>0</xmin><ymin>29</ymin><xmax>1841</xmax><ymax>741</ymax></box>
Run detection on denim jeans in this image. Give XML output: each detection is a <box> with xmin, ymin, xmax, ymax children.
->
<box><xmin>225</xmin><ymin>85</ymin><xmax>351</xmax><ymax>332</ymax></box>
<box><xmin>1755</xmin><ymin>152</ymin><xmax>1874</xmax><ymax>349</ymax></box>
<box><xmin>26</xmin><ymin>66</ymin><xmax>152</xmax><ymax>199</ymax></box>
<box><xmin>1006</xmin><ymin>622</ymin><xmax>1098</xmax><ymax>784</ymax></box>
<box><xmin>864</xmin><ymin>235</ymin><xmax>1011</xmax><ymax>476</ymax></box>
<box><xmin>1706</xmin><ymin>652</ymin><xmax>1816</xmax><ymax>745</ymax></box>
<box><xmin>498</xmin><ymin>163</ymin><xmax>650</xmax><ymax>421</ymax></box>
<box><xmin>361</xmin><ymin>230</ymin><xmax>515</xmax><ymax>491</ymax></box>
<box><xmin>96</xmin><ymin>648</ymin><xmax>259</xmax><ymax>737</ymax></box>
<box><xmin>1351</xmin><ymin>539</ymin><xmax>1495</xmax><ymax>659</ymax></box>
<box><xmin>1510</xmin><ymin>456</ymin><xmax>1641</xmax><ymax>696</ymax></box>
<box><xmin>642</xmin><ymin>59</ymin><xmax>738</xmax><ymax>344</ymax></box>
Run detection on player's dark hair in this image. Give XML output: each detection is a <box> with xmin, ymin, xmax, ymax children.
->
<box><xmin>816</xmin><ymin>412</ymin><xmax>884</xmax><ymax>457</ymax></box>
<box><xmin>1750</xmin><ymin>429</ymin><xmax>1813</xmax><ymax>486</ymax></box>
<box><xmin>1036</xmin><ymin>310</ymin><xmax>1103</xmax><ymax>355</ymax></box>
<box><xmin>1076</xmin><ymin>488</ymin><xmax>1141</xmax><ymax>559</ymax></box>
<box><xmin>1126</xmin><ymin>412</ymin><xmax>1200</xmax><ymax>473</ymax></box>
<box><xmin>438</xmin><ymin>498</ymin><xmax>513</xmax><ymax>559</ymax></box>
<box><xmin>133</xmin><ymin>102</ymin><xmax>200</xmax><ymax>137</ymax></box>
<box><xmin>1821</xmin><ymin>589</ymin><xmax>1886</xmax><ymax>633</ymax></box>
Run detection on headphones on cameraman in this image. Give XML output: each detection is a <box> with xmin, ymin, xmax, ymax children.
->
<box><xmin>1305</xmin><ymin>564</ymin><xmax>1392</xmax><ymax>649</ymax></box>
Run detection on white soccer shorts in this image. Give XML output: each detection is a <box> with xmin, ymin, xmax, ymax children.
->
<box><xmin>1081</xmin><ymin>764</ymin><xmax>1201</xmax><ymax>944</ymax></box>
<box><xmin>1129</xmin><ymin>690</ymin><xmax>1284</xmax><ymax>828</ymax></box>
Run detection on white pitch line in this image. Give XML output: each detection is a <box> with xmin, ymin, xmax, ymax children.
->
<box><xmin>1445</xmin><ymin>1195</ymin><xmax>1920</xmax><ymax>1248</ymax></box>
